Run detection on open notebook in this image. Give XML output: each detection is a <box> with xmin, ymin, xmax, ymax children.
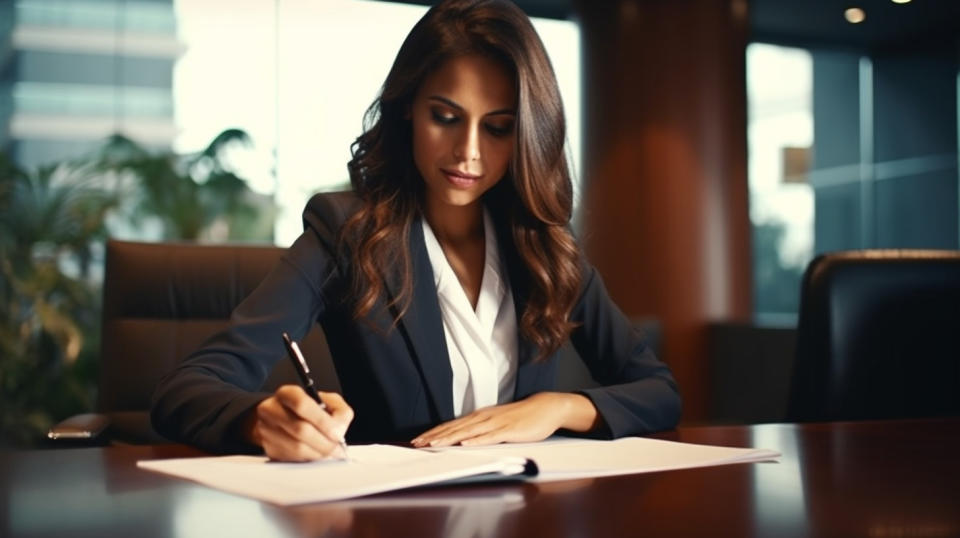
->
<box><xmin>137</xmin><ymin>436</ymin><xmax>779</xmax><ymax>506</ymax></box>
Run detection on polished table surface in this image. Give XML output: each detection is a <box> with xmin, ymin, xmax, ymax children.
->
<box><xmin>3</xmin><ymin>419</ymin><xmax>959</xmax><ymax>537</ymax></box>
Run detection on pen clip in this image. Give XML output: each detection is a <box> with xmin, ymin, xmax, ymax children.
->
<box><xmin>282</xmin><ymin>332</ymin><xmax>315</xmax><ymax>390</ymax></box>
<box><xmin>290</xmin><ymin>341</ymin><xmax>310</xmax><ymax>373</ymax></box>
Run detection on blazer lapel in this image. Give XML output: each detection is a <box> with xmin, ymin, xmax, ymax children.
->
<box><xmin>385</xmin><ymin>218</ymin><xmax>455</xmax><ymax>423</ymax></box>
<box><xmin>382</xmin><ymin>214</ymin><xmax>549</xmax><ymax>419</ymax></box>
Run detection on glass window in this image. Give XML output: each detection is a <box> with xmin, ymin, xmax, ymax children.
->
<box><xmin>172</xmin><ymin>0</ymin><xmax>582</xmax><ymax>245</ymax></box>
<box><xmin>746</xmin><ymin>43</ymin><xmax>814</xmax><ymax>321</ymax></box>
<box><xmin>14</xmin><ymin>81</ymin><xmax>172</xmax><ymax>117</ymax></box>
<box><xmin>748</xmin><ymin>41</ymin><xmax>960</xmax><ymax>322</ymax></box>
<box><xmin>3</xmin><ymin>0</ymin><xmax>580</xmax><ymax>242</ymax></box>
<box><xmin>16</xmin><ymin>0</ymin><xmax>176</xmax><ymax>34</ymax></box>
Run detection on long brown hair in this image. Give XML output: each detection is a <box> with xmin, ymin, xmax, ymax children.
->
<box><xmin>344</xmin><ymin>0</ymin><xmax>581</xmax><ymax>360</ymax></box>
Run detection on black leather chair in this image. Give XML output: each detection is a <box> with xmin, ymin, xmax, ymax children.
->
<box><xmin>787</xmin><ymin>249</ymin><xmax>960</xmax><ymax>422</ymax></box>
<box><xmin>48</xmin><ymin>240</ymin><xmax>337</xmax><ymax>444</ymax></box>
<box><xmin>48</xmin><ymin>241</ymin><xmax>651</xmax><ymax>444</ymax></box>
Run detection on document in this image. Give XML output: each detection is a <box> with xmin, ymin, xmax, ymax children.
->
<box><xmin>138</xmin><ymin>444</ymin><xmax>533</xmax><ymax>505</ymax></box>
<box><xmin>425</xmin><ymin>436</ymin><xmax>781</xmax><ymax>482</ymax></box>
<box><xmin>137</xmin><ymin>437</ymin><xmax>779</xmax><ymax>505</ymax></box>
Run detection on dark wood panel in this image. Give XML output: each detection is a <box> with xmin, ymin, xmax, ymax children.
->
<box><xmin>575</xmin><ymin>0</ymin><xmax>752</xmax><ymax>421</ymax></box>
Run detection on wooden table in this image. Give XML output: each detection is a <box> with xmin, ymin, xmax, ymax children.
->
<box><xmin>3</xmin><ymin>419</ymin><xmax>959</xmax><ymax>537</ymax></box>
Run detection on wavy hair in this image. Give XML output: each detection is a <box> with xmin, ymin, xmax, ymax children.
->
<box><xmin>344</xmin><ymin>0</ymin><xmax>581</xmax><ymax>360</ymax></box>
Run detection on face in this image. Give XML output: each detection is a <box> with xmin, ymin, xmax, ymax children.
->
<box><xmin>410</xmin><ymin>54</ymin><xmax>517</xmax><ymax>212</ymax></box>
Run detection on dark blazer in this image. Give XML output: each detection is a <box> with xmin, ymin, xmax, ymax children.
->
<box><xmin>151</xmin><ymin>192</ymin><xmax>681</xmax><ymax>453</ymax></box>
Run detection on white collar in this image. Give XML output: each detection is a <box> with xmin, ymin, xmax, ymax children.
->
<box><xmin>421</xmin><ymin>207</ymin><xmax>505</xmax><ymax>322</ymax></box>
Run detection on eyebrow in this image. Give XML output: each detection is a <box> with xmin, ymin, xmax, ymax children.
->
<box><xmin>428</xmin><ymin>95</ymin><xmax>516</xmax><ymax>116</ymax></box>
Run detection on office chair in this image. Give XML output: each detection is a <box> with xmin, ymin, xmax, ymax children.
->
<box><xmin>48</xmin><ymin>240</ymin><xmax>337</xmax><ymax>444</ymax></box>
<box><xmin>787</xmin><ymin>249</ymin><xmax>960</xmax><ymax>422</ymax></box>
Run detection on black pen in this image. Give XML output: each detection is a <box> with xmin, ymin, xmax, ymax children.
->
<box><xmin>281</xmin><ymin>332</ymin><xmax>349</xmax><ymax>459</ymax></box>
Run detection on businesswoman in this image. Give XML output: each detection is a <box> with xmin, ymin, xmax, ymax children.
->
<box><xmin>151</xmin><ymin>0</ymin><xmax>681</xmax><ymax>461</ymax></box>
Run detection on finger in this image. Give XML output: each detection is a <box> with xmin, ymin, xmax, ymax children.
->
<box><xmin>420</xmin><ymin>407</ymin><xmax>498</xmax><ymax>439</ymax></box>
<box><xmin>258</xmin><ymin>396</ymin><xmax>341</xmax><ymax>456</ymax></box>
<box><xmin>412</xmin><ymin>421</ymin><xmax>462</xmax><ymax>446</ymax></box>
<box><xmin>459</xmin><ymin>426</ymin><xmax>511</xmax><ymax>447</ymax></box>
<box><xmin>274</xmin><ymin>413</ymin><xmax>342</xmax><ymax>456</ymax></box>
<box><xmin>256</xmin><ymin>394</ymin><xmax>299</xmax><ymax>428</ymax></box>
<box><xmin>412</xmin><ymin>414</ymin><xmax>484</xmax><ymax>447</ymax></box>
<box><xmin>413</xmin><ymin>422</ymin><xmax>458</xmax><ymax>445</ymax></box>
<box><xmin>276</xmin><ymin>385</ymin><xmax>347</xmax><ymax>444</ymax></box>
<box><xmin>256</xmin><ymin>419</ymin><xmax>326</xmax><ymax>462</ymax></box>
<box><xmin>425</xmin><ymin>416</ymin><xmax>500</xmax><ymax>447</ymax></box>
<box><xmin>318</xmin><ymin>391</ymin><xmax>355</xmax><ymax>439</ymax></box>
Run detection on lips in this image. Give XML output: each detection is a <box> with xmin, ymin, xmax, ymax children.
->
<box><xmin>441</xmin><ymin>168</ymin><xmax>482</xmax><ymax>188</ymax></box>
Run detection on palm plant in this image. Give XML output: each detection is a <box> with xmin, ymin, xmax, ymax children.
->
<box><xmin>0</xmin><ymin>129</ymin><xmax>273</xmax><ymax>447</ymax></box>
<box><xmin>98</xmin><ymin>128</ymin><xmax>274</xmax><ymax>241</ymax></box>
<box><xmin>0</xmin><ymin>154</ymin><xmax>121</xmax><ymax>446</ymax></box>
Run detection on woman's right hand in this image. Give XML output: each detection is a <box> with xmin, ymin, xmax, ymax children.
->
<box><xmin>247</xmin><ymin>385</ymin><xmax>354</xmax><ymax>461</ymax></box>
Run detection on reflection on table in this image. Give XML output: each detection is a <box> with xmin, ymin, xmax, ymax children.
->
<box><xmin>3</xmin><ymin>419</ymin><xmax>959</xmax><ymax>537</ymax></box>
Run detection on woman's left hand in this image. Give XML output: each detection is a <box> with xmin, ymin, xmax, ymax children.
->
<box><xmin>411</xmin><ymin>392</ymin><xmax>599</xmax><ymax>448</ymax></box>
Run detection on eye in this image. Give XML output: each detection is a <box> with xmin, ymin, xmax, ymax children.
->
<box><xmin>430</xmin><ymin>109</ymin><xmax>458</xmax><ymax>125</ymax></box>
<box><xmin>485</xmin><ymin>121</ymin><xmax>514</xmax><ymax>138</ymax></box>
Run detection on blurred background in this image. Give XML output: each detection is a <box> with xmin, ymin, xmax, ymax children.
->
<box><xmin>1</xmin><ymin>0</ymin><xmax>958</xmax><ymax>446</ymax></box>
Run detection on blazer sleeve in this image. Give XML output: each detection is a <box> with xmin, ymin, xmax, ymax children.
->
<box><xmin>569</xmin><ymin>265</ymin><xmax>682</xmax><ymax>437</ymax></box>
<box><xmin>150</xmin><ymin>194</ymin><xmax>348</xmax><ymax>454</ymax></box>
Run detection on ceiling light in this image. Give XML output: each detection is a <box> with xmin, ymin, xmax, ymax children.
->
<box><xmin>845</xmin><ymin>7</ymin><xmax>866</xmax><ymax>23</ymax></box>
<box><xmin>891</xmin><ymin>0</ymin><xmax>911</xmax><ymax>4</ymax></box>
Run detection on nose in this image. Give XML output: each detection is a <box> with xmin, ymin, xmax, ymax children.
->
<box><xmin>452</xmin><ymin>123</ymin><xmax>481</xmax><ymax>162</ymax></box>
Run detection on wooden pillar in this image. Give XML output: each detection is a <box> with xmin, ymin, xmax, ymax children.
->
<box><xmin>574</xmin><ymin>0</ymin><xmax>752</xmax><ymax>422</ymax></box>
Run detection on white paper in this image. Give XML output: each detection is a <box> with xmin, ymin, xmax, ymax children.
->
<box><xmin>138</xmin><ymin>444</ymin><xmax>528</xmax><ymax>506</ymax></box>
<box><xmin>138</xmin><ymin>437</ymin><xmax>780</xmax><ymax>505</ymax></box>
<box><xmin>426</xmin><ymin>436</ymin><xmax>780</xmax><ymax>481</ymax></box>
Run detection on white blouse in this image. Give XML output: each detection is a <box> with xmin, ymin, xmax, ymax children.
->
<box><xmin>421</xmin><ymin>208</ymin><xmax>519</xmax><ymax>417</ymax></box>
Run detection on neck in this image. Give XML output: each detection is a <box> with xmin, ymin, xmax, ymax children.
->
<box><xmin>423</xmin><ymin>198</ymin><xmax>484</xmax><ymax>245</ymax></box>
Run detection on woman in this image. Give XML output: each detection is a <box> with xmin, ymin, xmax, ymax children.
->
<box><xmin>151</xmin><ymin>0</ymin><xmax>680</xmax><ymax>461</ymax></box>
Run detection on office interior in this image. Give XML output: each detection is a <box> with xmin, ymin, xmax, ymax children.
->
<box><xmin>1</xmin><ymin>0</ymin><xmax>959</xmax><ymax>447</ymax></box>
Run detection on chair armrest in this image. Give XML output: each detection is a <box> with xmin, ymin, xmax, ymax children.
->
<box><xmin>48</xmin><ymin>413</ymin><xmax>111</xmax><ymax>440</ymax></box>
